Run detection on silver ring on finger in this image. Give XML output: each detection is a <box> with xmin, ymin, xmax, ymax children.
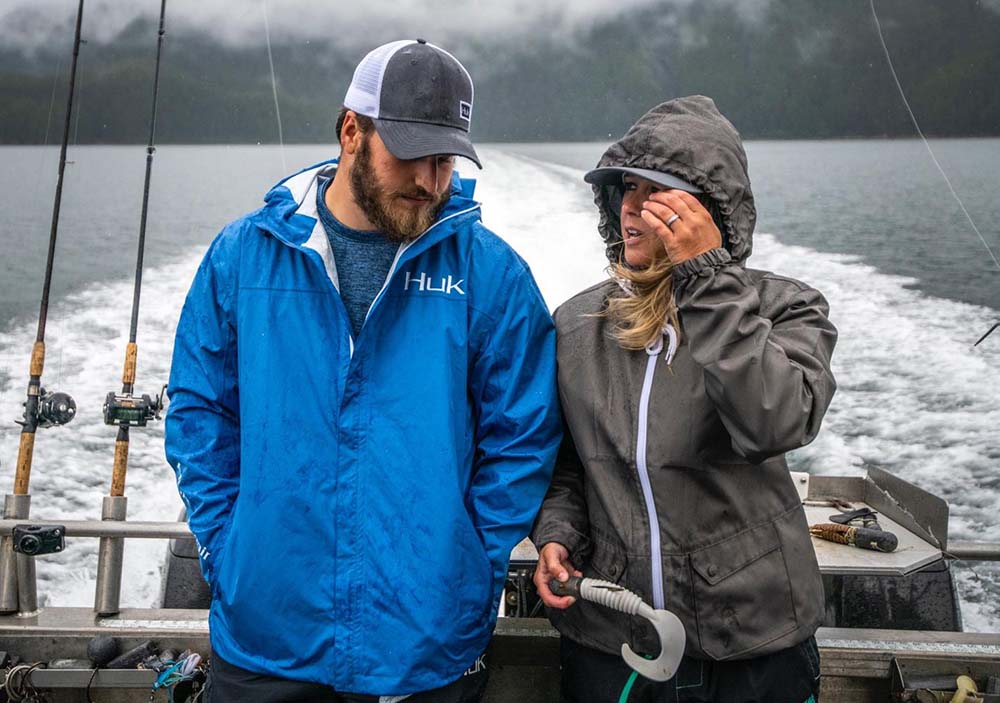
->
<box><xmin>665</xmin><ymin>214</ymin><xmax>680</xmax><ymax>228</ymax></box>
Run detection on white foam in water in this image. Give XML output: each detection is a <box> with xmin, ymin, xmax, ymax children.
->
<box><xmin>0</xmin><ymin>147</ymin><xmax>998</xmax><ymax>633</ymax></box>
<box><xmin>474</xmin><ymin>151</ymin><xmax>608</xmax><ymax>308</ymax></box>
<box><xmin>752</xmin><ymin>233</ymin><xmax>1000</xmax><ymax>632</ymax></box>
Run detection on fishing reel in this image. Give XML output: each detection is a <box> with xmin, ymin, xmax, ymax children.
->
<box><xmin>103</xmin><ymin>386</ymin><xmax>165</xmax><ymax>427</ymax></box>
<box><xmin>17</xmin><ymin>388</ymin><xmax>77</xmax><ymax>429</ymax></box>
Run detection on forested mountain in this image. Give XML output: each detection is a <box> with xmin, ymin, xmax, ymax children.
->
<box><xmin>2</xmin><ymin>0</ymin><xmax>998</xmax><ymax>143</ymax></box>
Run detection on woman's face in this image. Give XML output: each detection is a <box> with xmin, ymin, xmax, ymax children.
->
<box><xmin>619</xmin><ymin>175</ymin><xmax>667</xmax><ymax>268</ymax></box>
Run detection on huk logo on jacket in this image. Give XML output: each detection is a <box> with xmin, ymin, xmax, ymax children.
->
<box><xmin>403</xmin><ymin>271</ymin><xmax>466</xmax><ymax>295</ymax></box>
<box><xmin>463</xmin><ymin>653</ymin><xmax>486</xmax><ymax>676</ymax></box>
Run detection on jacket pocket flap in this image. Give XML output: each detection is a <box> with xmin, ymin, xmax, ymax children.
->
<box><xmin>690</xmin><ymin>522</ymin><xmax>780</xmax><ymax>586</ymax></box>
<box><xmin>587</xmin><ymin>531</ymin><xmax>627</xmax><ymax>583</ymax></box>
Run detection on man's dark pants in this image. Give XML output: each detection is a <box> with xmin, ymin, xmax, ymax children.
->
<box><xmin>559</xmin><ymin>636</ymin><xmax>821</xmax><ymax>703</ymax></box>
<box><xmin>206</xmin><ymin>652</ymin><xmax>489</xmax><ymax>703</ymax></box>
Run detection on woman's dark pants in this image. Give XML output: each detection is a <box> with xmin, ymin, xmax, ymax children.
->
<box><xmin>559</xmin><ymin>636</ymin><xmax>821</xmax><ymax>703</ymax></box>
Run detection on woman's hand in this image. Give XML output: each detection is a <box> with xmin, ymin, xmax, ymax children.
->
<box><xmin>533</xmin><ymin>542</ymin><xmax>583</xmax><ymax>610</ymax></box>
<box><xmin>641</xmin><ymin>190</ymin><xmax>722</xmax><ymax>265</ymax></box>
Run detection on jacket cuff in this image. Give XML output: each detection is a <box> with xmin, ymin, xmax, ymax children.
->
<box><xmin>672</xmin><ymin>247</ymin><xmax>732</xmax><ymax>280</ymax></box>
<box><xmin>531</xmin><ymin>525</ymin><xmax>592</xmax><ymax>564</ymax></box>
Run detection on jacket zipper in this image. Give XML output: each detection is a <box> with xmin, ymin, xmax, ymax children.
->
<box><xmin>355</xmin><ymin>204</ymin><xmax>481</xmax><ymax>354</ymax></box>
<box><xmin>285</xmin><ymin>167</ymin><xmax>481</xmax><ymax>358</ymax></box>
<box><xmin>635</xmin><ymin>324</ymin><xmax>678</xmax><ymax>610</ymax></box>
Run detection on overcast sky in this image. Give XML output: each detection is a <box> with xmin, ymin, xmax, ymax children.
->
<box><xmin>0</xmin><ymin>0</ymin><xmax>716</xmax><ymax>51</ymax></box>
<box><xmin>5</xmin><ymin>0</ymin><xmax>1000</xmax><ymax>53</ymax></box>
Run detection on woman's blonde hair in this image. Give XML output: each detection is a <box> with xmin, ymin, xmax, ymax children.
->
<box><xmin>605</xmin><ymin>254</ymin><xmax>679</xmax><ymax>351</ymax></box>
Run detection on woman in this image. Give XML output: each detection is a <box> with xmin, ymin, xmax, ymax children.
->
<box><xmin>531</xmin><ymin>96</ymin><xmax>837</xmax><ymax>703</ymax></box>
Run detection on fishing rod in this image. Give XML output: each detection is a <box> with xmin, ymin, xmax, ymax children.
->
<box><xmin>974</xmin><ymin>323</ymin><xmax>1000</xmax><ymax>347</ymax></box>
<box><xmin>94</xmin><ymin>0</ymin><xmax>169</xmax><ymax>617</ymax></box>
<box><xmin>0</xmin><ymin>0</ymin><xmax>85</xmax><ymax>615</ymax></box>
<box><xmin>870</xmin><ymin>0</ymin><xmax>1000</xmax><ymax>346</ymax></box>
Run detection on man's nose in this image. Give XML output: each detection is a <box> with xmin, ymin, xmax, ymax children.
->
<box><xmin>412</xmin><ymin>157</ymin><xmax>442</xmax><ymax>193</ymax></box>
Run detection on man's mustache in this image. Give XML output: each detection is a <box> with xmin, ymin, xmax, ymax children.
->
<box><xmin>394</xmin><ymin>188</ymin><xmax>436</xmax><ymax>201</ymax></box>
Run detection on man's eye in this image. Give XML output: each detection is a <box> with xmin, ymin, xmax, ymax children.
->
<box><xmin>437</xmin><ymin>156</ymin><xmax>455</xmax><ymax>166</ymax></box>
<box><xmin>623</xmin><ymin>182</ymin><xmax>637</xmax><ymax>191</ymax></box>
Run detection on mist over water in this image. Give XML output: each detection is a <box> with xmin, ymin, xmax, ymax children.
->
<box><xmin>0</xmin><ymin>143</ymin><xmax>998</xmax><ymax>631</ymax></box>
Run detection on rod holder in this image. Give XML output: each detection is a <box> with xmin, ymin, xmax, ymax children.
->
<box><xmin>94</xmin><ymin>495</ymin><xmax>127</xmax><ymax>616</ymax></box>
<box><xmin>0</xmin><ymin>494</ymin><xmax>31</xmax><ymax>614</ymax></box>
<box><xmin>15</xmin><ymin>549</ymin><xmax>37</xmax><ymax>614</ymax></box>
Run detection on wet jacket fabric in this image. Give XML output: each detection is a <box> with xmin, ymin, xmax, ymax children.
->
<box><xmin>165</xmin><ymin>160</ymin><xmax>561</xmax><ymax>695</ymax></box>
<box><xmin>531</xmin><ymin>96</ymin><xmax>837</xmax><ymax>661</ymax></box>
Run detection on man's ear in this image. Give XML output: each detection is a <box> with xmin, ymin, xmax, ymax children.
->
<box><xmin>340</xmin><ymin>111</ymin><xmax>364</xmax><ymax>155</ymax></box>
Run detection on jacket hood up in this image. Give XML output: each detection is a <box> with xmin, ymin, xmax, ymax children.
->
<box><xmin>593</xmin><ymin>95</ymin><xmax>755</xmax><ymax>265</ymax></box>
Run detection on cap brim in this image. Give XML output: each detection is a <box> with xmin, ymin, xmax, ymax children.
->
<box><xmin>373</xmin><ymin>118</ymin><xmax>482</xmax><ymax>169</ymax></box>
<box><xmin>583</xmin><ymin>166</ymin><xmax>701</xmax><ymax>194</ymax></box>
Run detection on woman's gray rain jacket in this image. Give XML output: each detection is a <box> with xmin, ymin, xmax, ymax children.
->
<box><xmin>531</xmin><ymin>96</ymin><xmax>838</xmax><ymax>661</ymax></box>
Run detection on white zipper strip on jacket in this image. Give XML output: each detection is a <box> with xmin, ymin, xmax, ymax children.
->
<box><xmin>635</xmin><ymin>323</ymin><xmax>678</xmax><ymax>610</ymax></box>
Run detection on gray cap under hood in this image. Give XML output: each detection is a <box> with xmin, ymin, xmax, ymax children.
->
<box><xmin>592</xmin><ymin>95</ymin><xmax>755</xmax><ymax>265</ymax></box>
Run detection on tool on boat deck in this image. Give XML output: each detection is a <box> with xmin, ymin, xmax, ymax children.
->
<box><xmin>950</xmin><ymin>675</ymin><xmax>982</xmax><ymax>703</ymax></box>
<box><xmin>904</xmin><ymin>674</ymin><xmax>986</xmax><ymax>703</ymax></box>
<box><xmin>810</xmin><ymin>507</ymin><xmax>899</xmax><ymax>552</ymax></box>
<box><xmin>829</xmin><ymin>507</ymin><xmax>880</xmax><ymax>527</ymax></box>
<box><xmin>2</xmin><ymin>661</ymin><xmax>45</xmax><ymax>702</ymax></box>
<box><xmin>550</xmin><ymin>576</ymin><xmax>685</xmax><ymax>682</ymax></box>
<box><xmin>803</xmin><ymin>498</ymin><xmax>856</xmax><ymax>511</ymax></box>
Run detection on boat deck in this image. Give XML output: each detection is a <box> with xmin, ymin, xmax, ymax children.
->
<box><xmin>2</xmin><ymin>610</ymin><xmax>1000</xmax><ymax>702</ymax></box>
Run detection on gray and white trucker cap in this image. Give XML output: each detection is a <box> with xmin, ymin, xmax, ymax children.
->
<box><xmin>344</xmin><ymin>39</ymin><xmax>481</xmax><ymax>168</ymax></box>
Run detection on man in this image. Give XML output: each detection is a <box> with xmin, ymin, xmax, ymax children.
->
<box><xmin>165</xmin><ymin>39</ymin><xmax>561</xmax><ymax>702</ymax></box>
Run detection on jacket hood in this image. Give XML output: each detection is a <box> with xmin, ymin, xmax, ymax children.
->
<box><xmin>252</xmin><ymin>158</ymin><xmax>481</xmax><ymax>250</ymax></box>
<box><xmin>593</xmin><ymin>95</ymin><xmax>755</xmax><ymax>264</ymax></box>
<box><xmin>242</xmin><ymin>159</ymin><xmax>482</xmax><ymax>292</ymax></box>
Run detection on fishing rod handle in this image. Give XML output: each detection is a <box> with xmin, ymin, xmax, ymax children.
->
<box><xmin>14</xmin><ymin>434</ymin><xmax>36</xmax><ymax>496</ymax></box>
<box><xmin>549</xmin><ymin>576</ymin><xmax>645</xmax><ymax>616</ymax></box>
<box><xmin>122</xmin><ymin>342</ymin><xmax>137</xmax><ymax>386</ymax></box>
<box><xmin>850</xmin><ymin>526</ymin><xmax>899</xmax><ymax>552</ymax></box>
<box><xmin>549</xmin><ymin>575</ymin><xmax>583</xmax><ymax>598</ymax></box>
<box><xmin>110</xmin><ymin>432</ymin><xmax>129</xmax><ymax>497</ymax></box>
<box><xmin>29</xmin><ymin>342</ymin><xmax>45</xmax><ymax>376</ymax></box>
<box><xmin>811</xmin><ymin>523</ymin><xmax>899</xmax><ymax>552</ymax></box>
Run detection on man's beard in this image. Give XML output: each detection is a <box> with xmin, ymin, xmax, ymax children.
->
<box><xmin>350</xmin><ymin>134</ymin><xmax>450</xmax><ymax>243</ymax></box>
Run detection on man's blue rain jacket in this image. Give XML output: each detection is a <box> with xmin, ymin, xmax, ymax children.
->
<box><xmin>164</xmin><ymin>161</ymin><xmax>561</xmax><ymax>695</ymax></box>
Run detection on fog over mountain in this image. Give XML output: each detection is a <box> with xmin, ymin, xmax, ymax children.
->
<box><xmin>1</xmin><ymin>0</ymin><xmax>998</xmax><ymax>143</ymax></box>
<box><xmin>1</xmin><ymin>0</ymin><xmax>703</xmax><ymax>50</ymax></box>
